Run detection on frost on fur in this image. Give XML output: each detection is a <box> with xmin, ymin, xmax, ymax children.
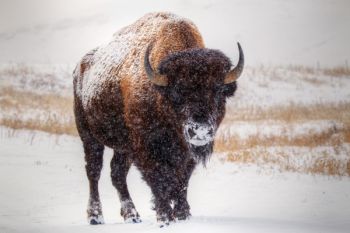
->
<box><xmin>73</xmin><ymin>12</ymin><xmax>242</xmax><ymax>225</ymax></box>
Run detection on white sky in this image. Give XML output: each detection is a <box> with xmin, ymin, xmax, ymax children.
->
<box><xmin>0</xmin><ymin>0</ymin><xmax>349</xmax><ymax>66</ymax></box>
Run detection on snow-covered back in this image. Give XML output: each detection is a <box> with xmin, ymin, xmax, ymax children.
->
<box><xmin>78</xmin><ymin>12</ymin><xmax>186</xmax><ymax>108</ymax></box>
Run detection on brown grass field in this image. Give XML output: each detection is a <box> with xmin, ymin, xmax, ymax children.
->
<box><xmin>0</xmin><ymin>64</ymin><xmax>349</xmax><ymax>176</ymax></box>
<box><xmin>0</xmin><ymin>87</ymin><xmax>76</xmax><ymax>135</ymax></box>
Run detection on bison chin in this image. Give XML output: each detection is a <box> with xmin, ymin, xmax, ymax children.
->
<box><xmin>189</xmin><ymin>142</ymin><xmax>214</xmax><ymax>166</ymax></box>
<box><xmin>184</xmin><ymin>120</ymin><xmax>215</xmax><ymax>165</ymax></box>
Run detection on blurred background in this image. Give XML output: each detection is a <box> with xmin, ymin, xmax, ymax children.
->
<box><xmin>0</xmin><ymin>1</ymin><xmax>350</xmax><ymax>232</ymax></box>
<box><xmin>1</xmin><ymin>0</ymin><xmax>350</xmax><ymax>66</ymax></box>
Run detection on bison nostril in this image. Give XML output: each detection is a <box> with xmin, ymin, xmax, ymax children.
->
<box><xmin>188</xmin><ymin>128</ymin><xmax>196</xmax><ymax>138</ymax></box>
<box><xmin>192</xmin><ymin>112</ymin><xmax>206</xmax><ymax>123</ymax></box>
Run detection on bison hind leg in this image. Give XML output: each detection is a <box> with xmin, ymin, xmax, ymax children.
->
<box><xmin>111</xmin><ymin>150</ymin><xmax>141</xmax><ymax>223</ymax></box>
<box><xmin>83</xmin><ymin>138</ymin><xmax>105</xmax><ymax>225</ymax></box>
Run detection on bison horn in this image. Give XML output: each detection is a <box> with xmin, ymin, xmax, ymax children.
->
<box><xmin>224</xmin><ymin>42</ymin><xmax>244</xmax><ymax>84</ymax></box>
<box><xmin>144</xmin><ymin>44</ymin><xmax>168</xmax><ymax>86</ymax></box>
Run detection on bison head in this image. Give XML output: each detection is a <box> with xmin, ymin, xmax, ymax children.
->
<box><xmin>144</xmin><ymin>43</ymin><xmax>244</xmax><ymax>163</ymax></box>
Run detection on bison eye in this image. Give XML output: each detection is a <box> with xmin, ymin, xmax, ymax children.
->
<box><xmin>170</xmin><ymin>89</ymin><xmax>185</xmax><ymax>106</ymax></box>
<box><xmin>222</xmin><ymin>82</ymin><xmax>237</xmax><ymax>97</ymax></box>
<box><xmin>213</xmin><ymin>83</ymin><xmax>225</xmax><ymax>95</ymax></box>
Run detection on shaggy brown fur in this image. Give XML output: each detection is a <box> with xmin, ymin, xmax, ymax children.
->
<box><xmin>73</xmin><ymin>12</ymin><xmax>240</xmax><ymax>226</ymax></box>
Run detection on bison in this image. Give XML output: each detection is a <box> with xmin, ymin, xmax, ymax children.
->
<box><xmin>73</xmin><ymin>12</ymin><xmax>244</xmax><ymax>226</ymax></box>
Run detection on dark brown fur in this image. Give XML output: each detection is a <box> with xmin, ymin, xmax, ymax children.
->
<box><xmin>73</xmin><ymin>12</ymin><xmax>238</xmax><ymax>225</ymax></box>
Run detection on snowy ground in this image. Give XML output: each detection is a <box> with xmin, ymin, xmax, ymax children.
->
<box><xmin>0</xmin><ymin>127</ymin><xmax>349</xmax><ymax>233</ymax></box>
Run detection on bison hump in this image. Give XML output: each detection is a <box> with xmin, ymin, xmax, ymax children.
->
<box><xmin>78</xmin><ymin>12</ymin><xmax>203</xmax><ymax>109</ymax></box>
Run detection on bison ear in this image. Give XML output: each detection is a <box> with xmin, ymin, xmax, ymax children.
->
<box><xmin>144</xmin><ymin>43</ymin><xmax>169</xmax><ymax>86</ymax></box>
<box><xmin>224</xmin><ymin>42</ymin><xmax>244</xmax><ymax>84</ymax></box>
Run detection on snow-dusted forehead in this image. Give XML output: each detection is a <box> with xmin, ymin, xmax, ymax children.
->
<box><xmin>156</xmin><ymin>48</ymin><xmax>232</xmax><ymax>88</ymax></box>
<box><xmin>159</xmin><ymin>48</ymin><xmax>232</xmax><ymax>77</ymax></box>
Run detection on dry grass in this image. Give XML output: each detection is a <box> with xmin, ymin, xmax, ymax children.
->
<box><xmin>286</xmin><ymin>65</ymin><xmax>316</xmax><ymax>75</ymax></box>
<box><xmin>0</xmin><ymin>87</ymin><xmax>72</xmax><ymax>111</ymax></box>
<box><xmin>223</xmin><ymin>149</ymin><xmax>350</xmax><ymax>176</ymax></box>
<box><xmin>0</xmin><ymin>87</ymin><xmax>77</xmax><ymax>136</ymax></box>
<box><xmin>215</xmin><ymin>103</ymin><xmax>350</xmax><ymax>176</ymax></box>
<box><xmin>286</xmin><ymin>64</ymin><xmax>350</xmax><ymax>77</ymax></box>
<box><xmin>2</xmin><ymin>86</ymin><xmax>349</xmax><ymax>176</ymax></box>
<box><xmin>0</xmin><ymin>115</ymin><xmax>77</xmax><ymax>136</ymax></box>
<box><xmin>215</xmin><ymin>124</ymin><xmax>350</xmax><ymax>176</ymax></box>
<box><xmin>323</xmin><ymin>66</ymin><xmax>350</xmax><ymax>77</ymax></box>
<box><xmin>0</xmin><ymin>63</ymin><xmax>35</xmax><ymax>76</ymax></box>
<box><xmin>1</xmin><ymin>63</ymin><xmax>350</xmax><ymax>176</ymax></box>
<box><xmin>215</xmin><ymin>126</ymin><xmax>349</xmax><ymax>151</ymax></box>
<box><xmin>0</xmin><ymin>63</ymin><xmax>71</xmax><ymax>95</ymax></box>
<box><xmin>224</xmin><ymin>102</ymin><xmax>350</xmax><ymax>123</ymax></box>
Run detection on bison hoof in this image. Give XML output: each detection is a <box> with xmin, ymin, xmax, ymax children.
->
<box><xmin>175</xmin><ymin>212</ymin><xmax>191</xmax><ymax>221</ymax></box>
<box><xmin>173</xmin><ymin>205</ymin><xmax>191</xmax><ymax>221</ymax></box>
<box><xmin>88</xmin><ymin>215</ymin><xmax>105</xmax><ymax>225</ymax></box>
<box><xmin>121</xmin><ymin>199</ymin><xmax>141</xmax><ymax>223</ymax></box>
<box><xmin>158</xmin><ymin>217</ymin><xmax>171</xmax><ymax>228</ymax></box>
<box><xmin>157</xmin><ymin>213</ymin><xmax>174</xmax><ymax>227</ymax></box>
<box><xmin>159</xmin><ymin>221</ymin><xmax>170</xmax><ymax>228</ymax></box>
<box><xmin>124</xmin><ymin>214</ymin><xmax>142</xmax><ymax>224</ymax></box>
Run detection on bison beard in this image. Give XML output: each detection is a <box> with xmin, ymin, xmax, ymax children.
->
<box><xmin>73</xmin><ymin>12</ymin><xmax>243</xmax><ymax>226</ymax></box>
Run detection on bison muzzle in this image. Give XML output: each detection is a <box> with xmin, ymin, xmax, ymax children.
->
<box><xmin>73</xmin><ymin>12</ymin><xmax>244</xmax><ymax>226</ymax></box>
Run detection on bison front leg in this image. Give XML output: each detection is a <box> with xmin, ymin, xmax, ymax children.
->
<box><xmin>173</xmin><ymin>189</ymin><xmax>190</xmax><ymax>220</ymax></box>
<box><xmin>147</xmin><ymin>167</ymin><xmax>176</xmax><ymax>226</ymax></box>
<box><xmin>173</xmin><ymin>159</ymin><xmax>196</xmax><ymax>220</ymax></box>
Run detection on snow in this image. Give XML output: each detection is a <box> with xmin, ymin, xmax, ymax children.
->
<box><xmin>0</xmin><ymin>63</ymin><xmax>73</xmax><ymax>96</ymax></box>
<box><xmin>79</xmin><ymin>33</ymin><xmax>132</xmax><ymax>107</ymax></box>
<box><xmin>0</xmin><ymin>127</ymin><xmax>349</xmax><ymax>233</ymax></box>
<box><xmin>79</xmin><ymin>12</ymin><xmax>185</xmax><ymax>108</ymax></box>
<box><xmin>1</xmin><ymin>3</ymin><xmax>350</xmax><ymax>232</ymax></box>
<box><xmin>87</xmin><ymin>214</ymin><xmax>105</xmax><ymax>225</ymax></box>
<box><xmin>184</xmin><ymin>120</ymin><xmax>215</xmax><ymax>146</ymax></box>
